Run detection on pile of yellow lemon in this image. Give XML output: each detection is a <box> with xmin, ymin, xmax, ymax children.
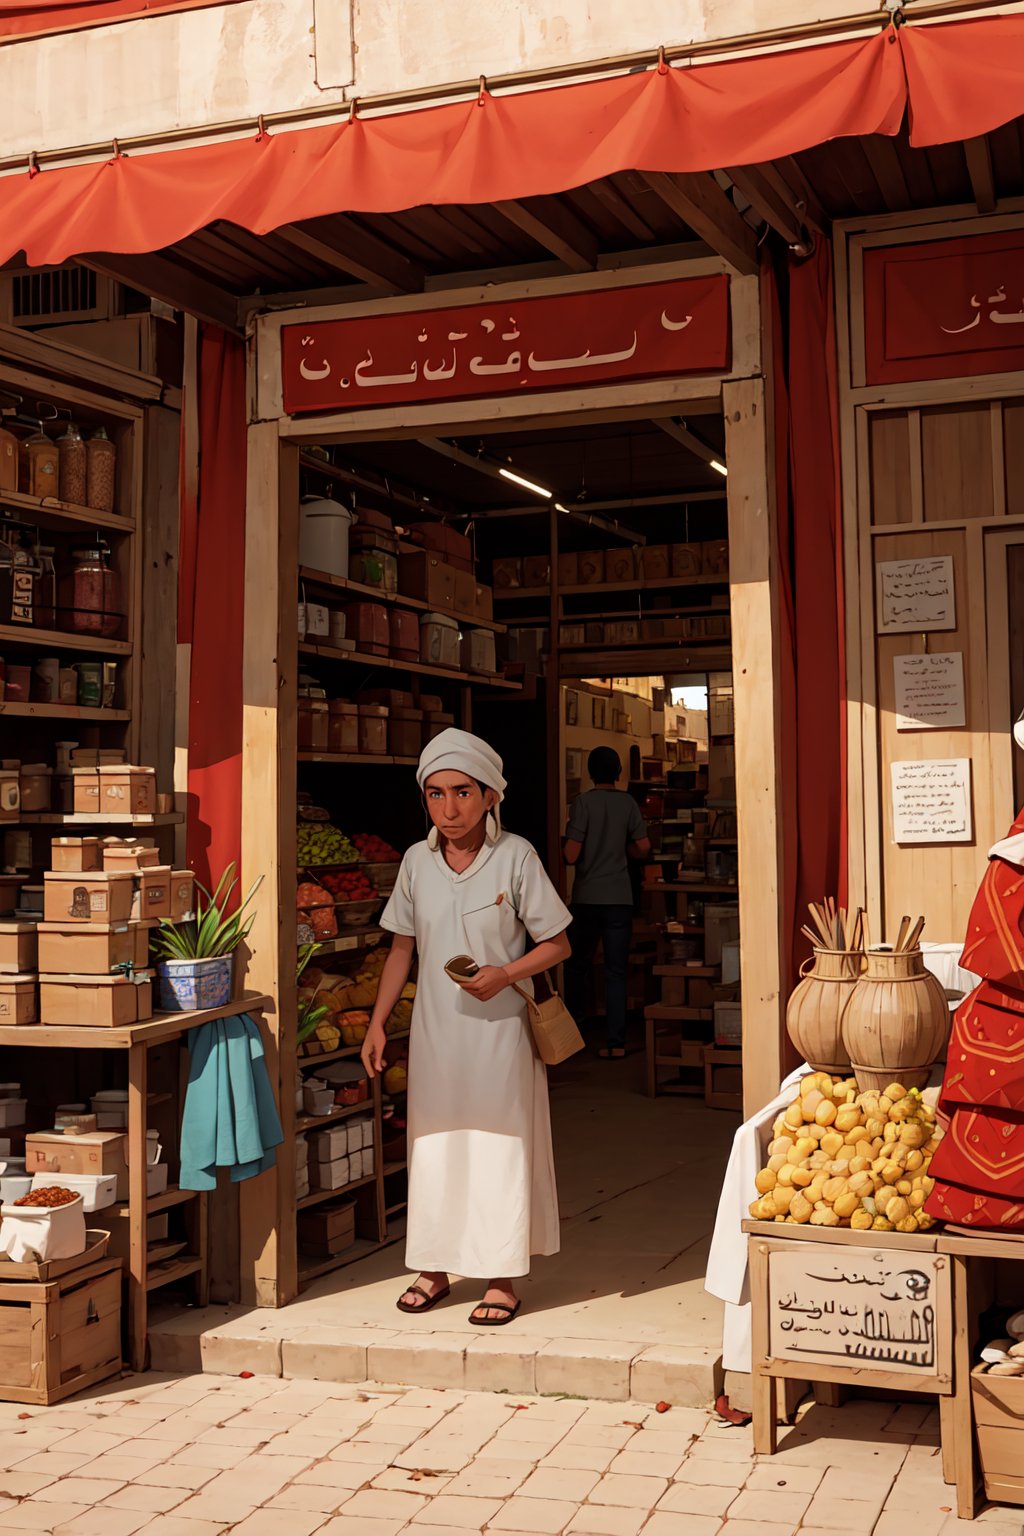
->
<box><xmin>749</xmin><ymin>1073</ymin><xmax>942</xmax><ymax>1232</ymax></box>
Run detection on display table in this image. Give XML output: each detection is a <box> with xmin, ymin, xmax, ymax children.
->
<box><xmin>744</xmin><ymin>1219</ymin><xmax>953</xmax><ymax>1456</ymax></box>
<box><xmin>0</xmin><ymin>992</ymin><xmax>272</xmax><ymax>1371</ymax></box>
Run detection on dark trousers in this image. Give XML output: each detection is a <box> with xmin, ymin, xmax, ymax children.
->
<box><xmin>565</xmin><ymin>903</ymin><xmax>634</xmax><ymax>1049</ymax></box>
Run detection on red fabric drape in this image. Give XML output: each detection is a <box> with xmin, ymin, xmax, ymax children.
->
<box><xmin>0</xmin><ymin>30</ymin><xmax>907</xmax><ymax>267</ymax></box>
<box><xmin>902</xmin><ymin>15</ymin><xmax>1024</xmax><ymax>146</ymax></box>
<box><xmin>184</xmin><ymin>324</ymin><xmax>245</xmax><ymax>891</ymax></box>
<box><xmin>0</xmin><ymin>0</ymin><xmax>241</xmax><ymax>41</ymax></box>
<box><xmin>770</xmin><ymin>243</ymin><xmax>847</xmax><ymax>991</ymax></box>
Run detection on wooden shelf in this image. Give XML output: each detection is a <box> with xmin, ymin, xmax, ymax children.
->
<box><xmin>295</xmin><ymin>1099</ymin><xmax>373</xmax><ymax>1134</ymax></box>
<box><xmin>654</xmin><ymin>965</ymin><xmax>720</xmax><ymax>978</ymax></box>
<box><xmin>146</xmin><ymin>1255</ymin><xmax>203</xmax><ymax>1292</ymax></box>
<box><xmin>299</xmin><ymin>1029</ymin><xmax>407</xmax><ymax>1071</ymax></box>
<box><xmin>297</xmin><ymin>1173</ymin><xmax>376</xmax><ymax>1211</ymax></box>
<box><xmin>0</xmin><ymin>486</ymin><xmax>134</xmax><ymax>535</ymax></box>
<box><xmin>300</xmin><ymin>928</ymin><xmax>382</xmax><ymax>955</ymax></box>
<box><xmin>0</xmin><ymin>623</ymin><xmax>130</xmax><ymax>656</ymax></box>
<box><xmin>297</xmin><ymin>1234</ymin><xmax>397</xmax><ymax>1285</ymax></box>
<box><xmin>297</xmin><ymin>752</ymin><xmax>418</xmax><ymax>766</ymax></box>
<box><xmin>111</xmin><ymin>1185</ymin><xmax>198</xmax><ymax>1218</ymax></box>
<box><xmin>299</xmin><ymin>641</ymin><xmax>521</xmax><ymax>690</ymax></box>
<box><xmin>495</xmin><ymin>575</ymin><xmax>728</xmax><ymax>599</ymax></box>
<box><xmin>385</xmin><ymin>1200</ymin><xmax>408</xmax><ymax>1217</ymax></box>
<box><xmin>0</xmin><ymin>991</ymin><xmax>273</xmax><ymax>1050</ymax></box>
<box><xmin>0</xmin><ymin>702</ymin><xmax>130</xmax><ymax>721</ymax></box>
<box><xmin>17</xmin><ymin>811</ymin><xmax>183</xmax><ymax>826</ymax></box>
<box><xmin>299</xmin><ymin>564</ymin><xmax>506</xmax><ymax>634</ymax></box>
<box><xmin>383</xmin><ymin>1160</ymin><xmax>407</xmax><ymax>1176</ymax></box>
<box><xmin>657</xmin><ymin>882</ymin><xmax>739</xmax><ymax>894</ymax></box>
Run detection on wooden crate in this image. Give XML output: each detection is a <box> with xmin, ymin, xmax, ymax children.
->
<box><xmin>0</xmin><ymin>1256</ymin><xmax>122</xmax><ymax>1405</ymax></box>
<box><xmin>972</xmin><ymin>1365</ymin><xmax>1024</xmax><ymax>1506</ymax></box>
<box><xmin>703</xmin><ymin>1044</ymin><xmax>743</xmax><ymax>1111</ymax></box>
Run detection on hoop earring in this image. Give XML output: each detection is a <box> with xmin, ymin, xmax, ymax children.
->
<box><xmin>485</xmin><ymin>808</ymin><xmax>500</xmax><ymax>844</ymax></box>
<box><xmin>427</xmin><ymin>825</ymin><xmax>440</xmax><ymax>851</ymax></box>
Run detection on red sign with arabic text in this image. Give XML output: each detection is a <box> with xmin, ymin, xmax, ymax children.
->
<box><xmin>280</xmin><ymin>275</ymin><xmax>730</xmax><ymax>414</ymax></box>
<box><xmin>864</xmin><ymin>231</ymin><xmax>1024</xmax><ymax>385</ymax></box>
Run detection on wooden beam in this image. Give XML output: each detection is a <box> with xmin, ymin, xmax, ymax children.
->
<box><xmin>638</xmin><ymin>172</ymin><xmax>758</xmax><ymax>276</ymax></box>
<box><xmin>274</xmin><ymin>220</ymin><xmax>424</xmax><ymax>295</ymax></box>
<box><xmin>81</xmin><ymin>252</ymin><xmax>240</xmax><ymax>333</ymax></box>
<box><xmin>588</xmin><ymin>177</ymin><xmax>658</xmax><ymax>242</ymax></box>
<box><xmin>725</xmin><ymin>165</ymin><xmax>806</xmax><ymax>247</ymax></box>
<box><xmin>723</xmin><ymin>374</ymin><xmax>788</xmax><ymax>1118</ymax></box>
<box><xmin>964</xmin><ymin>135</ymin><xmax>996</xmax><ymax>214</ymax></box>
<box><xmin>859</xmin><ymin>136</ymin><xmax>913</xmax><ymax>213</ymax></box>
<box><xmin>492</xmin><ymin>197</ymin><xmax>599</xmax><ymax>273</ymax></box>
<box><xmin>652</xmin><ymin>416</ymin><xmax>726</xmax><ymax>472</ymax></box>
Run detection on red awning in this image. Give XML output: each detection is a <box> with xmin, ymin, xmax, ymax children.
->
<box><xmin>0</xmin><ymin>14</ymin><xmax>1021</xmax><ymax>270</ymax></box>
<box><xmin>0</xmin><ymin>0</ymin><xmax>244</xmax><ymax>42</ymax></box>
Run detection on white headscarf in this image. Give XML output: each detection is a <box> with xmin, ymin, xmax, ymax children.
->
<box><xmin>416</xmin><ymin>728</ymin><xmax>506</xmax><ymax>842</ymax></box>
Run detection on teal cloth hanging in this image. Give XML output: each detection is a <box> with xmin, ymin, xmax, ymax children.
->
<box><xmin>179</xmin><ymin>1012</ymin><xmax>283</xmax><ymax>1191</ymax></box>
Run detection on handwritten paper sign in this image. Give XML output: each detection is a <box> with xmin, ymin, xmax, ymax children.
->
<box><xmin>894</xmin><ymin>652</ymin><xmax>966</xmax><ymax>731</ymax></box>
<box><xmin>891</xmin><ymin>758</ymin><xmax>973</xmax><ymax>844</ymax></box>
<box><xmin>767</xmin><ymin>1244</ymin><xmax>948</xmax><ymax>1382</ymax></box>
<box><xmin>877</xmin><ymin>557</ymin><xmax>956</xmax><ymax>634</ymax></box>
<box><xmin>280</xmin><ymin>275</ymin><xmax>730</xmax><ymax>413</ymax></box>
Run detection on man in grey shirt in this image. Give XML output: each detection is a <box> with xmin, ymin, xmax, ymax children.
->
<box><xmin>563</xmin><ymin>747</ymin><xmax>651</xmax><ymax>1058</ymax></box>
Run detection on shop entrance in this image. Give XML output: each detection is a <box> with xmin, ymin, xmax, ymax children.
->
<box><xmin>270</xmin><ymin>406</ymin><xmax>742</xmax><ymax>1363</ymax></box>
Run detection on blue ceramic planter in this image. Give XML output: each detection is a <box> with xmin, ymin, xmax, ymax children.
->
<box><xmin>155</xmin><ymin>955</ymin><xmax>233</xmax><ymax>1012</ymax></box>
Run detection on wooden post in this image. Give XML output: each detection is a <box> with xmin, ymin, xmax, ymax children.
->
<box><xmin>723</xmin><ymin>376</ymin><xmax>787</xmax><ymax>1118</ymax></box>
<box><xmin>547</xmin><ymin>499</ymin><xmax>563</xmax><ymax>885</ymax></box>
<box><xmin>127</xmin><ymin>1041</ymin><xmax>148</xmax><ymax>1371</ymax></box>
<box><xmin>238</xmin><ymin>425</ymin><xmax>299</xmax><ymax>1307</ymax></box>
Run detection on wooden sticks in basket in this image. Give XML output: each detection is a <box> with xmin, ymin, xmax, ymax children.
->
<box><xmin>800</xmin><ymin>900</ymin><xmax>925</xmax><ymax>955</ymax></box>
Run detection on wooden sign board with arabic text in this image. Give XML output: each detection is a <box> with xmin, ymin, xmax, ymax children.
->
<box><xmin>280</xmin><ymin>275</ymin><xmax>730</xmax><ymax>414</ymax></box>
<box><xmin>762</xmin><ymin>1238</ymin><xmax>951</xmax><ymax>1393</ymax></box>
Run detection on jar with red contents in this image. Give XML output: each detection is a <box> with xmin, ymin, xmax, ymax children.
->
<box><xmin>67</xmin><ymin>546</ymin><xmax>121</xmax><ymax>637</ymax></box>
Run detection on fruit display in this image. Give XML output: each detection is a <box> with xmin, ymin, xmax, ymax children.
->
<box><xmin>749</xmin><ymin>1073</ymin><xmax>943</xmax><ymax>1233</ymax></box>
<box><xmin>320</xmin><ymin>869</ymin><xmax>377</xmax><ymax>902</ymax></box>
<box><xmin>354</xmin><ymin>833</ymin><xmax>401</xmax><ymax>863</ymax></box>
<box><xmin>296</xmin><ymin>881</ymin><xmax>338</xmax><ymax>939</ymax></box>
<box><xmin>297</xmin><ymin>820</ymin><xmax>358</xmax><ymax>867</ymax></box>
<box><xmin>297</xmin><ymin>946</ymin><xmax>416</xmax><ymax>1055</ymax></box>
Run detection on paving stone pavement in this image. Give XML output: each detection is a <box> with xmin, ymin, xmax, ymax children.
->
<box><xmin>0</xmin><ymin>1373</ymin><xmax>1021</xmax><ymax>1535</ymax></box>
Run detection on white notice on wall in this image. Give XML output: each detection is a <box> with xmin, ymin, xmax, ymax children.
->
<box><xmin>894</xmin><ymin>652</ymin><xmax>966</xmax><ymax>731</ymax></box>
<box><xmin>891</xmin><ymin>758</ymin><xmax>973</xmax><ymax>844</ymax></box>
<box><xmin>877</xmin><ymin>556</ymin><xmax>956</xmax><ymax>634</ymax></box>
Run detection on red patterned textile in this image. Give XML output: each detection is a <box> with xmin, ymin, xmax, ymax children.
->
<box><xmin>926</xmin><ymin>807</ymin><xmax>1024</xmax><ymax>1229</ymax></box>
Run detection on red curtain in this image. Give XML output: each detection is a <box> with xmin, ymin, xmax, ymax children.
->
<box><xmin>770</xmin><ymin>243</ymin><xmax>847</xmax><ymax>993</ymax></box>
<box><xmin>0</xmin><ymin>0</ymin><xmax>243</xmax><ymax>41</ymax></box>
<box><xmin>902</xmin><ymin>15</ymin><xmax>1024</xmax><ymax>146</ymax></box>
<box><xmin>182</xmin><ymin>324</ymin><xmax>245</xmax><ymax>892</ymax></box>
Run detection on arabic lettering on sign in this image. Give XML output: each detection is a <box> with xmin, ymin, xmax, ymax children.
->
<box><xmin>864</xmin><ymin>232</ymin><xmax>1024</xmax><ymax>386</ymax></box>
<box><xmin>280</xmin><ymin>276</ymin><xmax>730</xmax><ymax>414</ymax></box>
<box><xmin>876</xmin><ymin>556</ymin><xmax>956</xmax><ymax>635</ymax></box>
<box><xmin>768</xmin><ymin>1247</ymin><xmax>947</xmax><ymax>1378</ymax></box>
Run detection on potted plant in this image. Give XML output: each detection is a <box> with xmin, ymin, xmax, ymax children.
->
<box><xmin>151</xmin><ymin>863</ymin><xmax>262</xmax><ymax>1012</ymax></box>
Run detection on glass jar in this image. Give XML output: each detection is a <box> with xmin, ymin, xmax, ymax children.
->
<box><xmin>68</xmin><ymin>546</ymin><xmax>120</xmax><ymax>637</ymax></box>
<box><xmin>35</xmin><ymin>545</ymin><xmax>57</xmax><ymax>630</ymax></box>
<box><xmin>57</xmin><ymin>422</ymin><xmax>87</xmax><ymax>506</ymax></box>
<box><xmin>25</xmin><ymin>424</ymin><xmax>58</xmax><ymax>500</ymax></box>
<box><xmin>86</xmin><ymin>427</ymin><xmax>116</xmax><ymax>513</ymax></box>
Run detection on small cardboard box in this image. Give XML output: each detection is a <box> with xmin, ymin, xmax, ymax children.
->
<box><xmin>102</xmin><ymin>841</ymin><xmax>160</xmax><ymax>872</ymax></box>
<box><xmin>472</xmin><ymin>583</ymin><xmax>494</xmax><ymax>620</ymax></box>
<box><xmin>297</xmin><ymin>1199</ymin><xmax>356</xmax><ymax>1255</ymax></box>
<box><xmin>131</xmin><ymin>867</ymin><xmax>172</xmax><ymax>921</ymax></box>
<box><xmin>311</xmin><ymin>1154</ymin><xmax>350</xmax><ymax>1191</ymax></box>
<box><xmin>451</xmin><ymin>566</ymin><xmax>476</xmax><ymax>617</ymax></box>
<box><xmin>607</xmin><ymin>547</ymin><xmax>637</xmax><ymax>583</ymax></box>
<box><xmin>26</xmin><ymin>1130</ymin><xmax>128</xmax><ymax>1199</ymax></box>
<box><xmin>398</xmin><ymin>551</ymin><xmax>457</xmax><ymax>610</ymax></box>
<box><xmin>131</xmin><ymin>920</ymin><xmax>157</xmax><ymax>970</ymax></box>
<box><xmin>348</xmin><ymin>1148</ymin><xmax>364</xmax><ymax>1180</ymax></box>
<box><xmin>641</xmin><ymin>545</ymin><xmax>670</xmax><ymax>581</ymax></box>
<box><xmin>0</xmin><ymin>975</ymin><xmax>37</xmax><ymax>1024</ymax></box>
<box><xmin>523</xmin><ymin>556</ymin><xmax>550</xmax><ymax>588</ymax></box>
<box><xmin>310</xmin><ymin>1126</ymin><xmax>350</xmax><ymax>1162</ymax></box>
<box><xmin>705</xmin><ymin>904</ymin><xmax>740</xmax><ymax>965</ymax></box>
<box><xmin>97</xmin><ymin>767</ymin><xmax>156</xmax><ymax>816</ymax></box>
<box><xmin>671</xmin><ymin>543</ymin><xmax>703</xmax><ymax>577</ymax></box>
<box><xmin>577</xmin><ymin>550</ymin><xmax>605</xmax><ymax>586</ymax></box>
<box><xmin>37</xmin><ymin>922</ymin><xmax>134</xmax><ymax>975</ymax></box>
<box><xmin>51</xmin><ymin>837</ymin><xmax>102</xmax><ymax>873</ymax></box>
<box><xmin>39</xmin><ymin>972</ymin><xmax>152</xmax><ymax>1029</ymax></box>
<box><xmin>169</xmin><ymin>871</ymin><xmax>195</xmax><ymax>920</ymax></box>
<box><xmin>557</xmin><ymin>552</ymin><xmax>578</xmax><ymax>586</ymax></box>
<box><xmin>44</xmin><ymin>873</ymin><xmax>134</xmax><ymax>924</ymax></box>
<box><xmin>0</xmin><ymin>921</ymin><xmax>37</xmax><ymax>975</ymax></box>
<box><xmin>72</xmin><ymin>769</ymin><xmax>101</xmax><ymax>815</ymax></box>
<box><xmin>714</xmin><ymin>995</ymin><xmax>742</xmax><ymax>1047</ymax></box>
<box><xmin>491</xmin><ymin>557</ymin><xmax>521</xmax><ymax>589</ymax></box>
<box><xmin>701</xmin><ymin>539</ymin><xmax>729</xmax><ymax>575</ymax></box>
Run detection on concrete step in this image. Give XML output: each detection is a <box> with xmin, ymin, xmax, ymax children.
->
<box><xmin>149</xmin><ymin>1303</ymin><xmax>723</xmax><ymax>1408</ymax></box>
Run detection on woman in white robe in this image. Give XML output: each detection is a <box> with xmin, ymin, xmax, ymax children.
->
<box><xmin>362</xmin><ymin>728</ymin><xmax>571</xmax><ymax>1325</ymax></box>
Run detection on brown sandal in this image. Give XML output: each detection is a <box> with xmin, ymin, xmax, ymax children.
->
<box><xmin>469</xmin><ymin>1299</ymin><xmax>521</xmax><ymax>1327</ymax></box>
<box><xmin>396</xmin><ymin>1283</ymin><xmax>451</xmax><ymax>1315</ymax></box>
